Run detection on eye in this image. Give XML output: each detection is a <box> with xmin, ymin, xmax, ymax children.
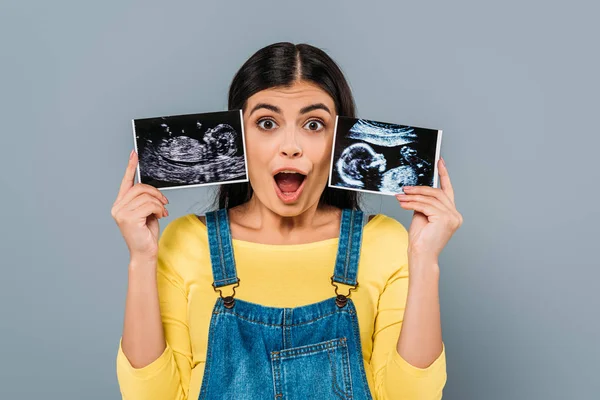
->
<box><xmin>257</xmin><ymin>118</ymin><xmax>278</xmax><ymax>131</ymax></box>
<box><xmin>304</xmin><ymin>119</ymin><xmax>325</xmax><ymax>131</ymax></box>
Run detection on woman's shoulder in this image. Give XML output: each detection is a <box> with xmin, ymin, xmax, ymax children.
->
<box><xmin>158</xmin><ymin>213</ymin><xmax>208</xmax><ymax>247</ymax></box>
<box><xmin>362</xmin><ymin>213</ymin><xmax>410</xmax><ymax>270</ymax></box>
<box><xmin>365</xmin><ymin>213</ymin><xmax>408</xmax><ymax>240</ymax></box>
<box><xmin>155</xmin><ymin>214</ymin><xmax>211</xmax><ymax>279</ymax></box>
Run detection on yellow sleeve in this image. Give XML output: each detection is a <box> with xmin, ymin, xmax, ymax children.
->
<box><xmin>116</xmin><ymin>218</ymin><xmax>193</xmax><ymax>400</ymax></box>
<box><xmin>370</xmin><ymin>263</ymin><xmax>447</xmax><ymax>399</ymax></box>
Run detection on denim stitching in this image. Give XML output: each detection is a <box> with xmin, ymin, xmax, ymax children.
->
<box><xmin>349</xmin><ymin>211</ymin><xmax>364</xmax><ymax>288</ymax></box>
<box><xmin>272</xmin><ymin>337</ymin><xmax>346</xmax><ymax>359</ymax></box>
<box><xmin>222</xmin><ymin>208</ymin><xmax>237</xmax><ymax>283</ymax></box>
<box><xmin>206</xmin><ymin>212</ymin><xmax>223</xmax><ymax>289</ymax></box>
<box><xmin>332</xmin><ymin>209</ymin><xmax>349</xmax><ymax>286</ymax></box>
<box><xmin>215</xmin><ymin>306</ymin><xmax>352</xmax><ymax>327</ymax></box>
<box><xmin>333</xmin><ymin>209</ymin><xmax>362</xmax><ymax>286</ymax></box>
<box><xmin>344</xmin><ymin>209</ymin><xmax>354</xmax><ymax>283</ymax></box>
<box><xmin>271</xmin><ymin>352</ymin><xmax>282</xmax><ymax>398</ymax></box>
<box><xmin>326</xmin><ymin>347</ymin><xmax>342</xmax><ymax>398</ymax></box>
<box><xmin>332</xmin><ymin>276</ymin><xmax>356</xmax><ymax>285</ymax></box>
<box><xmin>197</xmin><ymin>299</ymin><xmax>220</xmax><ymax>399</ymax></box>
<box><xmin>341</xmin><ymin>337</ymin><xmax>354</xmax><ymax>399</ymax></box>
<box><xmin>212</xmin><ymin>277</ymin><xmax>239</xmax><ymax>284</ymax></box>
<box><xmin>347</xmin><ymin>298</ymin><xmax>373</xmax><ymax>399</ymax></box>
<box><xmin>327</xmin><ymin>343</ymin><xmax>350</xmax><ymax>399</ymax></box>
<box><xmin>214</xmin><ymin>211</ymin><xmax>226</xmax><ymax>284</ymax></box>
<box><xmin>282</xmin><ymin>308</ymin><xmax>287</xmax><ymax>348</ymax></box>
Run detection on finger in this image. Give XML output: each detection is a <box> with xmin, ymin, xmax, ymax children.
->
<box><xmin>125</xmin><ymin>193</ymin><xmax>167</xmax><ymax>216</ymax></box>
<box><xmin>438</xmin><ymin>157</ymin><xmax>455</xmax><ymax>204</ymax></box>
<box><xmin>397</xmin><ymin>200</ymin><xmax>444</xmax><ymax>217</ymax></box>
<box><xmin>395</xmin><ymin>193</ymin><xmax>449</xmax><ymax>212</ymax></box>
<box><xmin>402</xmin><ymin>184</ymin><xmax>454</xmax><ymax>211</ymax></box>
<box><xmin>113</xmin><ymin>193</ymin><xmax>166</xmax><ymax>221</ymax></box>
<box><xmin>399</xmin><ymin>199</ymin><xmax>462</xmax><ymax>229</ymax></box>
<box><xmin>122</xmin><ymin>183</ymin><xmax>168</xmax><ymax>206</ymax></box>
<box><xmin>114</xmin><ymin>183</ymin><xmax>168</xmax><ymax>211</ymax></box>
<box><xmin>116</xmin><ymin>150</ymin><xmax>138</xmax><ymax>203</ymax></box>
<box><xmin>398</xmin><ymin>194</ymin><xmax>462</xmax><ymax>224</ymax></box>
<box><xmin>132</xmin><ymin>202</ymin><xmax>167</xmax><ymax>221</ymax></box>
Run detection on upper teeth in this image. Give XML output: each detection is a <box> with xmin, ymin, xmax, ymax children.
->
<box><xmin>279</xmin><ymin>170</ymin><xmax>301</xmax><ymax>174</ymax></box>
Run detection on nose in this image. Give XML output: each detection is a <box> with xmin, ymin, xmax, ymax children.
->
<box><xmin>279</xmin><ymin>130</ymin><xmax>302</xmax><ymax>158</ymax></box>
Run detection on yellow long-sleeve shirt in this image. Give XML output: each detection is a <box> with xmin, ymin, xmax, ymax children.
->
<box><xmin>116</xmin><ymin>212</ymin><xmax>447</xmax><ymax>399</ymax></box>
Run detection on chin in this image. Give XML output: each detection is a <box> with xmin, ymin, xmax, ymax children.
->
<box><xmin>271</xmin><ymin>201</ymin><xmax>305</xmax><ymax>216</ymax></box>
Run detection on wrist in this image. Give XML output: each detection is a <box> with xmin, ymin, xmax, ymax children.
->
<box><xmin>129</xmin><ymin>256</ymin><xmax>157</xmax><ymax>272</ymax></box>
<box><xmin>407</xmin><ymin>253</ymin><xmax>440</xmax><ymax>275</ymax></box>
<box><xmin>407</xmin><ymin>247</ymin><xmax>438</xmax><ymax>263</ymax></box>
<box><xmin>127</xmin><ymin>258</ymin><xmax>158</xmax><ymax>291</ymax></box>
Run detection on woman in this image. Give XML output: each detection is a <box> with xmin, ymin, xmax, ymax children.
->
<box><xmin>113</xmin><ymin>42</ymin><xmax>462</xmax><ymax>399</ymax></box>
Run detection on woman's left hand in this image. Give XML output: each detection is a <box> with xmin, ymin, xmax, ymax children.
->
<box><xmin>395</xmin><ymin>157</ymin><xmax>463</xmax><ymax>263</ymax></box>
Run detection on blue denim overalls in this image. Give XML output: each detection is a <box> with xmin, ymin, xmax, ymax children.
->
<box><xmin>198</xmin><ymin>208</ymin><xmax>374</xmax><ymax>400</ymax></box>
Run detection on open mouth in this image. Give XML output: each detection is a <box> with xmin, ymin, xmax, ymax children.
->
<box><xmin>273</xmin><ymin>171</ymin><xmax>307</xmax><ymax>202</ymax></box>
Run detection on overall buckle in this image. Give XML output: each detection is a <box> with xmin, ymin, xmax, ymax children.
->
<box><xmin>212</xmin><ymin>278</ymin><xmax>241</xmax><ymax>309</ymax></box>
<box><xmin>330</xmin><ymin>276</ymin><xmax>359</xmax><ymax>308</ymax></box>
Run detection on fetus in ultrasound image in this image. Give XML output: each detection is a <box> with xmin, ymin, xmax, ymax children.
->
<box><xmin>329</xmin><ymin>116</ymin><xmax>442</xmax><ymax>195</ymax></box>
<box><xmin>132</xmin><ymin>110</ymin><xmax>248</xmax><ymax>190</ymax></box>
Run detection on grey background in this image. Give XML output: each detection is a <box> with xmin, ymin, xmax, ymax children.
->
<box><xmin>1</xmin><ymin>1</ymin><xmax>598</xmax><ymax>399</ymax></box>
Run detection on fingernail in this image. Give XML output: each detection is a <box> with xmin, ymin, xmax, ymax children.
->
<box><xmin>441</xmin><ymin>157</ymin><xmax>446</xmax><ymax>167</ymax></box>
<box><xmin>129</xmin><ymin>149</ymin><xmax>134</xmax><ymax>159</ymax></box>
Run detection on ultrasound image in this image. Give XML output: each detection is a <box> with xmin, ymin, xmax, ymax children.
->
<box><xmin>330</xmin><ymin>116</ymin><xmax>442</xmax><ymax>195</ymax></box>
<box><xmin>132</xmin><ymin>110</ymin><xmax>247</xmax><ymax>189</ymax></box>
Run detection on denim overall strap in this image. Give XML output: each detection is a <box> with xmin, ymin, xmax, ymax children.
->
<box><xmin>205</xmin><ymin>208</ymin><xmax>239</xmax><ymax>288</ymax></box>
<box><xmin>331</xmin><ymin>208</ymin><xmax>365</xmax><ymax>287</ymax></box>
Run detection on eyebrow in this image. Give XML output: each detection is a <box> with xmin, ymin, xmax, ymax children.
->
<box><xmin>248</xmin><ymin>102</ymin><xmax>332</xmax><ymax>117</ymax></box>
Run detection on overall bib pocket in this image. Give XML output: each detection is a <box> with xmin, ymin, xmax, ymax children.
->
<box><xmin>270</xmin><ymin>337</ymin><xmax>353</xmax><ymax>399</ymax></box>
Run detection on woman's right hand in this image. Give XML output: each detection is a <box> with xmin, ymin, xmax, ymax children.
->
<box><xmin>111</xmin><ymin>150</ymin><xmax>169</xmax><ymax>262</ymax></box>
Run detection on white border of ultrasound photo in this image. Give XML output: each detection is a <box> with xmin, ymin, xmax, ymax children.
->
<box><xmin>327</xmin><ymin>115</ymin><xmax>443</xmax><ymax>196</ymax></box>
<box><xmin>131</xmin><ymin>110</ymin><xmax>249</xmax><ymax>191</ymax></box>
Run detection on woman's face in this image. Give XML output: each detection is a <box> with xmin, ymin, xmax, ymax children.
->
<box><xmin>243</xmin><ymin>80</ymin><xmax>337</xmax><ymax>216</ymax></box>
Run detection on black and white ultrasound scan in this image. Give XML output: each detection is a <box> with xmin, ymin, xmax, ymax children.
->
<box><xmin>329</xmin><ymin>116</ymin><xmax>442</xmax><ymax>195</ymax></box>
<box><xmin>132</xmin><ymin>110</ymin><xmax>248</xmax><ymax>190</ymax></box>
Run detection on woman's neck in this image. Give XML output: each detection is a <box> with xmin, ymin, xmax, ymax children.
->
<box><xmin>227</xmin><ymin>195</ymin><xmax>342</xmax><ymax>245</ymax></box>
